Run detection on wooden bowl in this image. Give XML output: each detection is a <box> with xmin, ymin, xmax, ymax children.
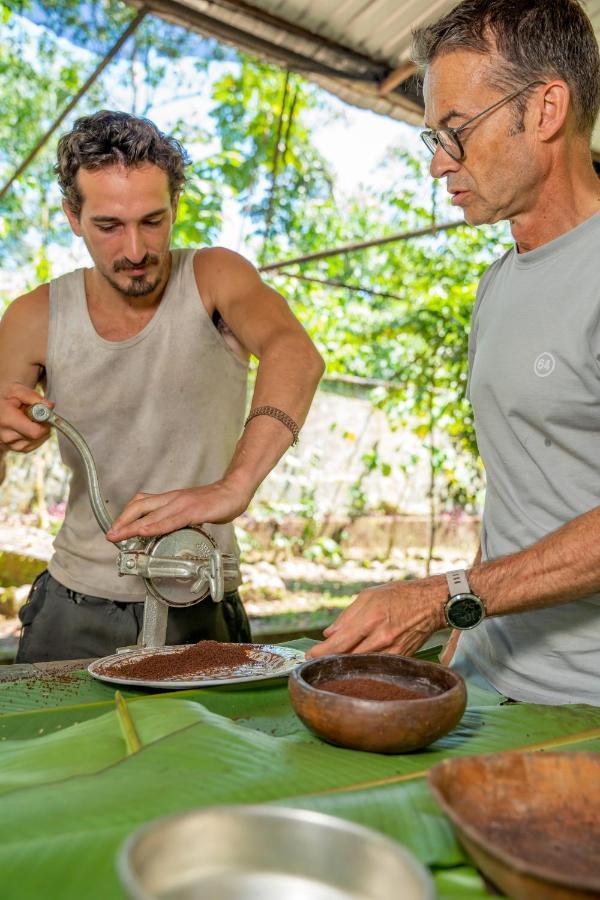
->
<box><xmin>428</xmin><ymin>751</ymin><xmax>600</xmax><ymax>900</ymax></box>
<box><xmin>288</xmin><ymin>654</ymin><xmax>467</xmax><ymax>753</ymax></box>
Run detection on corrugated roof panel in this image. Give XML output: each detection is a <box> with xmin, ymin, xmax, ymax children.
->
<box><xmin>340</xmin><ymin>0</ymin><xmax>452</xmax><ymax>62</ymax></box>
<box><xmin>250</xmin><ymin>0</ymin><xmax>457</xmax><ymax>64</ymax></box>
<box><xmin>131</xmin><ymin>0</ymin><xmax>600</xmax><ymax>155</ymax></box>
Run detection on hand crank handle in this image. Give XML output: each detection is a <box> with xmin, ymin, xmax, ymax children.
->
<box><xmin>27</xmin><ymin>403</ymin><xmax>136</xmax><ymax>551</ymax></box>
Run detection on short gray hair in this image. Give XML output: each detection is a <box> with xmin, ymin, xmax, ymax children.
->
<box><xmin>55</xmin><ymin>110</ymin><xmax>190</xmax><ymax>215</ymax></box>
<box><xmin>412</xmin><ymin>0</ymin><xmax>600</xmax><ymax>135</ymax></box>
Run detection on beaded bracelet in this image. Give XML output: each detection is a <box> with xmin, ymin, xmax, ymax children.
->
<box><xmin>244</xmin><ymin>405</ymin><xmax>300</xmax><ymax>446</ymax></box>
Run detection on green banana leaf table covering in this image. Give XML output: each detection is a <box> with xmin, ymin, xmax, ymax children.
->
<box><xmin>0</xmin><ymin>639</ymin><xmax>599</xmax><ymax>900</ymax></box>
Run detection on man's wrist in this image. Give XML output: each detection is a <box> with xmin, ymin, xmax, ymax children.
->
<box><xmin>220</xmin><ymin>467</ymin><xmax>257</xmax><ymax>506</ymax></box>
<box><xmin>417</xmin><ymin>576</ymin><xmax>451</xmax><ymax>631</ymax></box>
<box><xmin>444</xmin><ymin>568</ymin><xmax>486</xmax><ymax>630</ymax></box>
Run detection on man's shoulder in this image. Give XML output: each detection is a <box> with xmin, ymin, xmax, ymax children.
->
<box><xmin>191</xmin><ymin>247</ymin><xmax>260</xmax><ymax>306</ymax></box>
<box><xmin>483</xmin><ymin>246</ymin><xmax>513</xmax><ymax>277</ymax></box>
<box><xmin>3</xmin><ymin>283</ymin><xmax>50</xmax><ymax>322</ymax></box>
<box><xmin>478</xmin><ymin>247</ymin><xmax>513</xmax><ymax>296</ymax></box>
<box><xmin>191</xmin><ymin>246</ymin><xmax>256</xmax><ymax>274</ymax></box>
<box><xmin>468</xmin><ymin>249</ymin><xmax>513</xmax><ymax>334</ymax></box>
<box><xmin>0</xmin><ymin>284</ymin><xmax>50</xmax><ymax>364</ymax></box>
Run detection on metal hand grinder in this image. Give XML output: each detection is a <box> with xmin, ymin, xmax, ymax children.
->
<box><xmin>29</xmin><ymin>403</ymin><xmax>239</xmax><ymax>649</ymax></box>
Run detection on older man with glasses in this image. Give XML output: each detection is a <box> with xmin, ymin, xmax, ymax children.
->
<box><xmin>309</xmin><ymin>0</ymin><xmax>600</xmax><ymax>707</ymax></box>
<box><xmin>420</xmin><ymin>81</ymin><xmax>544</xmax><ymax>162</ymax></box>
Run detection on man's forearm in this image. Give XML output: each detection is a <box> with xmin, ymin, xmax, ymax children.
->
<box><xmin>307</xmin><ymin>504</ymin><xmax>600</xmax><ymax>661</ymax></box>
<box><xmin>106</xmin><ymin>332</ymin><xmax>324</xmax><ymax>541</ymax></box>
<box><xmin>223</xmin><ymin>335</ymin><xmax>324</xmax><ymax>499</ymax></box>
<box><xmin>467</xmin><ymin>506</ymin><xmax>600</xmax><ymax>616</ymax></box>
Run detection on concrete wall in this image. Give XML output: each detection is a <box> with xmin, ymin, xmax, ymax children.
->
<box><xmin>254</xmin><ymin>388</ymin><xmax>483</xmax><ymax>517</ymax></box>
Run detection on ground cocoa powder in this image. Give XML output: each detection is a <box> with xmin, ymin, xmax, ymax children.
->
<box><xmin>97</xmin><ymin>640</ymin><xmax>283</xmax><ymax>681</ymax></box>
<box><xmin>316</xmin><ymin>676</ymin><xmax>430</xmax><ymax>701</ymax></box>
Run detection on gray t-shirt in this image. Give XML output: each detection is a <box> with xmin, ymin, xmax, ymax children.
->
<box><xmin>460</xmin><ymin>211</ymin><xmax>600</xmax><ymax>705</ymax></box>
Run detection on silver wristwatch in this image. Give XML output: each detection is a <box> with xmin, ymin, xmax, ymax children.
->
<box><xmin>444</xmin><ymin>570</ymin><xmax>486</xmax><ymax>630</ymax></box>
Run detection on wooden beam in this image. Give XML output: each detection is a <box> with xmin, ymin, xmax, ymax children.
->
<box><xmin>259</xmin><ymin>220</ymin><xmax>465</xmax><ymax>272</ymax></box>
<box><xmin>129</xmin><ymin>0</ymin><xmax>386</xmax><ymax>81</ymax></box>
<box><xmin>0</xmin><ymin>8</ymin><xmax>148</xmax><ymax>203</ymax></box>
<box><xmin>379</xmin><ymin>61</ymin><xmax>417</xmax><ymax>96</ymax></box>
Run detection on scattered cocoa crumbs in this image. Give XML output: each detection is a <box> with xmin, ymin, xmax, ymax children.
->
<box><xmin>96</xmin><ymin>640</ymin><xmax>285</xmax><ymax>681</ymax></box>
<box><xmin>0</xmin><ymin>666</ymin><xmax>82</xmax><ymax>705</ymax></box>
<box><xmin>0</xmin><ymin>667</ymin><xmax>80</xmax><ymax>689</ymax></box>
<box><xmin>316</xmin><ymin>676</ymin><xmax>431</xmax><ymax>702</ymax></box>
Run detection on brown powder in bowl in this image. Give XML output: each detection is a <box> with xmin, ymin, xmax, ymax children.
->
<box><xmin>97</xmin><ymin>641</ymin><xmax>283</xmax><ymax>681</ymax></box>
<box><xmin>316</xmin><ymin>676</ymin><xmax>429</xmax><ymax>702</ymax></box>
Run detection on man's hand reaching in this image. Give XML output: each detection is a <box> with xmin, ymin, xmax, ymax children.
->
<box><xmin>306</xmin><ymin>578</ymin><xmax>446</xmax><ymax>659</ymax></box>
<box><xmin>106</xmin><ymin>477</ymin><xmax>252</xmax><ymax>541</ymax></box>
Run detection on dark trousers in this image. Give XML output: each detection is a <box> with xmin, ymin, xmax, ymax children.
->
<box><xmin>16</xmin><ymin>570</ymin><xmax>251</xmax><ymax>663</ymax></box>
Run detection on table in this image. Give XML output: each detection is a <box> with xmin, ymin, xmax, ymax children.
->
<box><xmin>1</xmin><ymin>642</ymin><xmax>599</xmax><ymax>900</ymax></box>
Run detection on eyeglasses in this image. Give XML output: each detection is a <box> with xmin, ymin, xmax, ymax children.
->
<box><xmin>420</xmin><ymin>81</ymin><xmax>543</xmax><ymax>162</ymax></box>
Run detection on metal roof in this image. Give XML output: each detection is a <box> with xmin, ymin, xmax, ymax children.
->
<box><xmin>128</xmin><ymin>0</ymin><xmax>600</xmax><ymax>159</ymax></box>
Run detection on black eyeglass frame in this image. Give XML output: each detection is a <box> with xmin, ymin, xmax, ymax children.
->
<box><xmin>420</xmin><ymin>81</ymin><xmax>544</xmax><ymax>162</ymax></box>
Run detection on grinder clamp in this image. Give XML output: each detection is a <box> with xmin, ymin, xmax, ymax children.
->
<box><xmin>28</xmin><ymin>403</ymin><xmax>239</xmax><ymax>649</ymax></box>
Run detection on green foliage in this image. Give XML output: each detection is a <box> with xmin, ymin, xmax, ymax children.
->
<box><xmin>209</xmin><ymin>59</ymin><xmax>333</xmax><ymax>255</ymax></box>
<box><xmin>0</xmin><ymin>3</ymin><xmax>92</xmax><ymax>271</ymax></box>
<box><xmin>172</xmin><ymin>156</ymin><xmax>224</xmax><ymax>247</ymax></box>
<box><xmin>0</xmin><ymin>551</ymin><xmax>45</xmax><ymax>588</ymax></box>
<box><xmin>302</xmin><ymin>536</ymin><xmax>345</xmax><ymax>566</ymax></box>
<box><xmin>266</xmin><ymin>155</ymin><xmax>512</xmax><ymax>515</ymax></box>
<box><xmin>347</xmin><ymin>443</ymin><xmax>394</xmax><ymax>517</ymax></box>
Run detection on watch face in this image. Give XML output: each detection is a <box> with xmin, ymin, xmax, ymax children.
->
<box><xmin>447</xmin><ymin>594</ymin><xmax>484</xmax><ymax>629</ymax></box>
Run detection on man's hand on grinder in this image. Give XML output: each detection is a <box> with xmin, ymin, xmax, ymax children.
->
<box><xmin>0</xmin><ymin>383</ymin><xmax>54</xmax><ymax>453</ymax></box>
<box><xmin>106</xmin><ymin>476</ymin><xmax>253</xmax><ymax>542</ymax></box>
<box><xmin>306</xmin><ymin>578</ymin><xmax>446</xmax><ymax>659</ymax></box>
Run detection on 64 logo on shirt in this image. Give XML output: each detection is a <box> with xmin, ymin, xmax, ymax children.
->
<box><xmin>534</xmin><ymin>352</ymin><xmax>556</xmax><ymax>377</ymax></box>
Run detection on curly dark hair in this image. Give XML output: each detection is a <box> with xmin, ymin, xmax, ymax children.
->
<box><xmin>412</xmin><ymin>0</ymin><xmax>600</xmax><ymax>135</ymax></box>
<box><xmin>55</xmin><ymin>110</ymin><xmax>191</xmax><ymax>214</ymax></box>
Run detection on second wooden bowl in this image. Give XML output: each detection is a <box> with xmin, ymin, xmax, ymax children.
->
<box><xmin>288</xmin><ymin>653</ymin><xmax>467</xmax><ymax>753</ymax></box>
<box><xmin>428</xmin><ymin>751</ymin><xmax>600</xmax><ymax>900</ymax></box>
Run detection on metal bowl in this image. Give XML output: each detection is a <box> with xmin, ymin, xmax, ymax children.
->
<box><xmin>289</xmin><ymin>654</ymin><xmax>467</xmax><ymax>753</ymax></box>
<box><xmin>119</xmin><ymin>805</ymin><xmax>434</xmax><ymax>900</ymax></box>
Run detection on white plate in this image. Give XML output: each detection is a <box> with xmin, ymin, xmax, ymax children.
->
<box><xmin>87</xmin><ymin>644</ymin><xmax>305</xmax><ymax>689</ymax></box>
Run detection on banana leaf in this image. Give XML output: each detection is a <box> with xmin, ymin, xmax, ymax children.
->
<box><xmin>433</xmin><ymin>867</ymin><xmax>493</xmax><ymax>899</ymax></box>
<box><xmin>0</xmin><ymin>667</ymin><xmax>142</xmax><ymax>714</ymax></box>
<box><xmin>0</xmin><ymin>687</ymin><xmax>599</xmax><ymax>900</ymax></box>
<box><xmin>0</xmin><ymin>641</ymin><xmax>441</xmax><ymax>716</ymax></box>
<box><xmin>0</xmin><ymin>640</ymin><xmax>316</xmax><ymax>712</ymax></box>
<box><xmin>0</xmin><ymin>699</ymin><xmax>206</xmax><ymax>796</ymax></box>
<box><xmin>1</xmin><ymin>639</ymin><xmax>599</xmax><ymax>899</ymax></box>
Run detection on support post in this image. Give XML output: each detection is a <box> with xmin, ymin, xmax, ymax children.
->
<box><xmin>140</xmin><ymin>593</ymin><xmax>169</xmax><ymax>648</ymax></box>
<box><xmin>0</xmin><ymin>7</ymin><xmax>148</xmax><ymax>203</ymax></box>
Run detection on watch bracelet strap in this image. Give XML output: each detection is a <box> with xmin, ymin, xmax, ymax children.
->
<box><xmin>446</xmin><ymin>569</ymin><xmax>471</xmax><ymax>597</ymax></box>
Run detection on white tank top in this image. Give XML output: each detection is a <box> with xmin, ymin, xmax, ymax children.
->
<box><xmin>46</xmin><ymin>249</ymin><xmax>248</xmax><ymax>601</ymax></box>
